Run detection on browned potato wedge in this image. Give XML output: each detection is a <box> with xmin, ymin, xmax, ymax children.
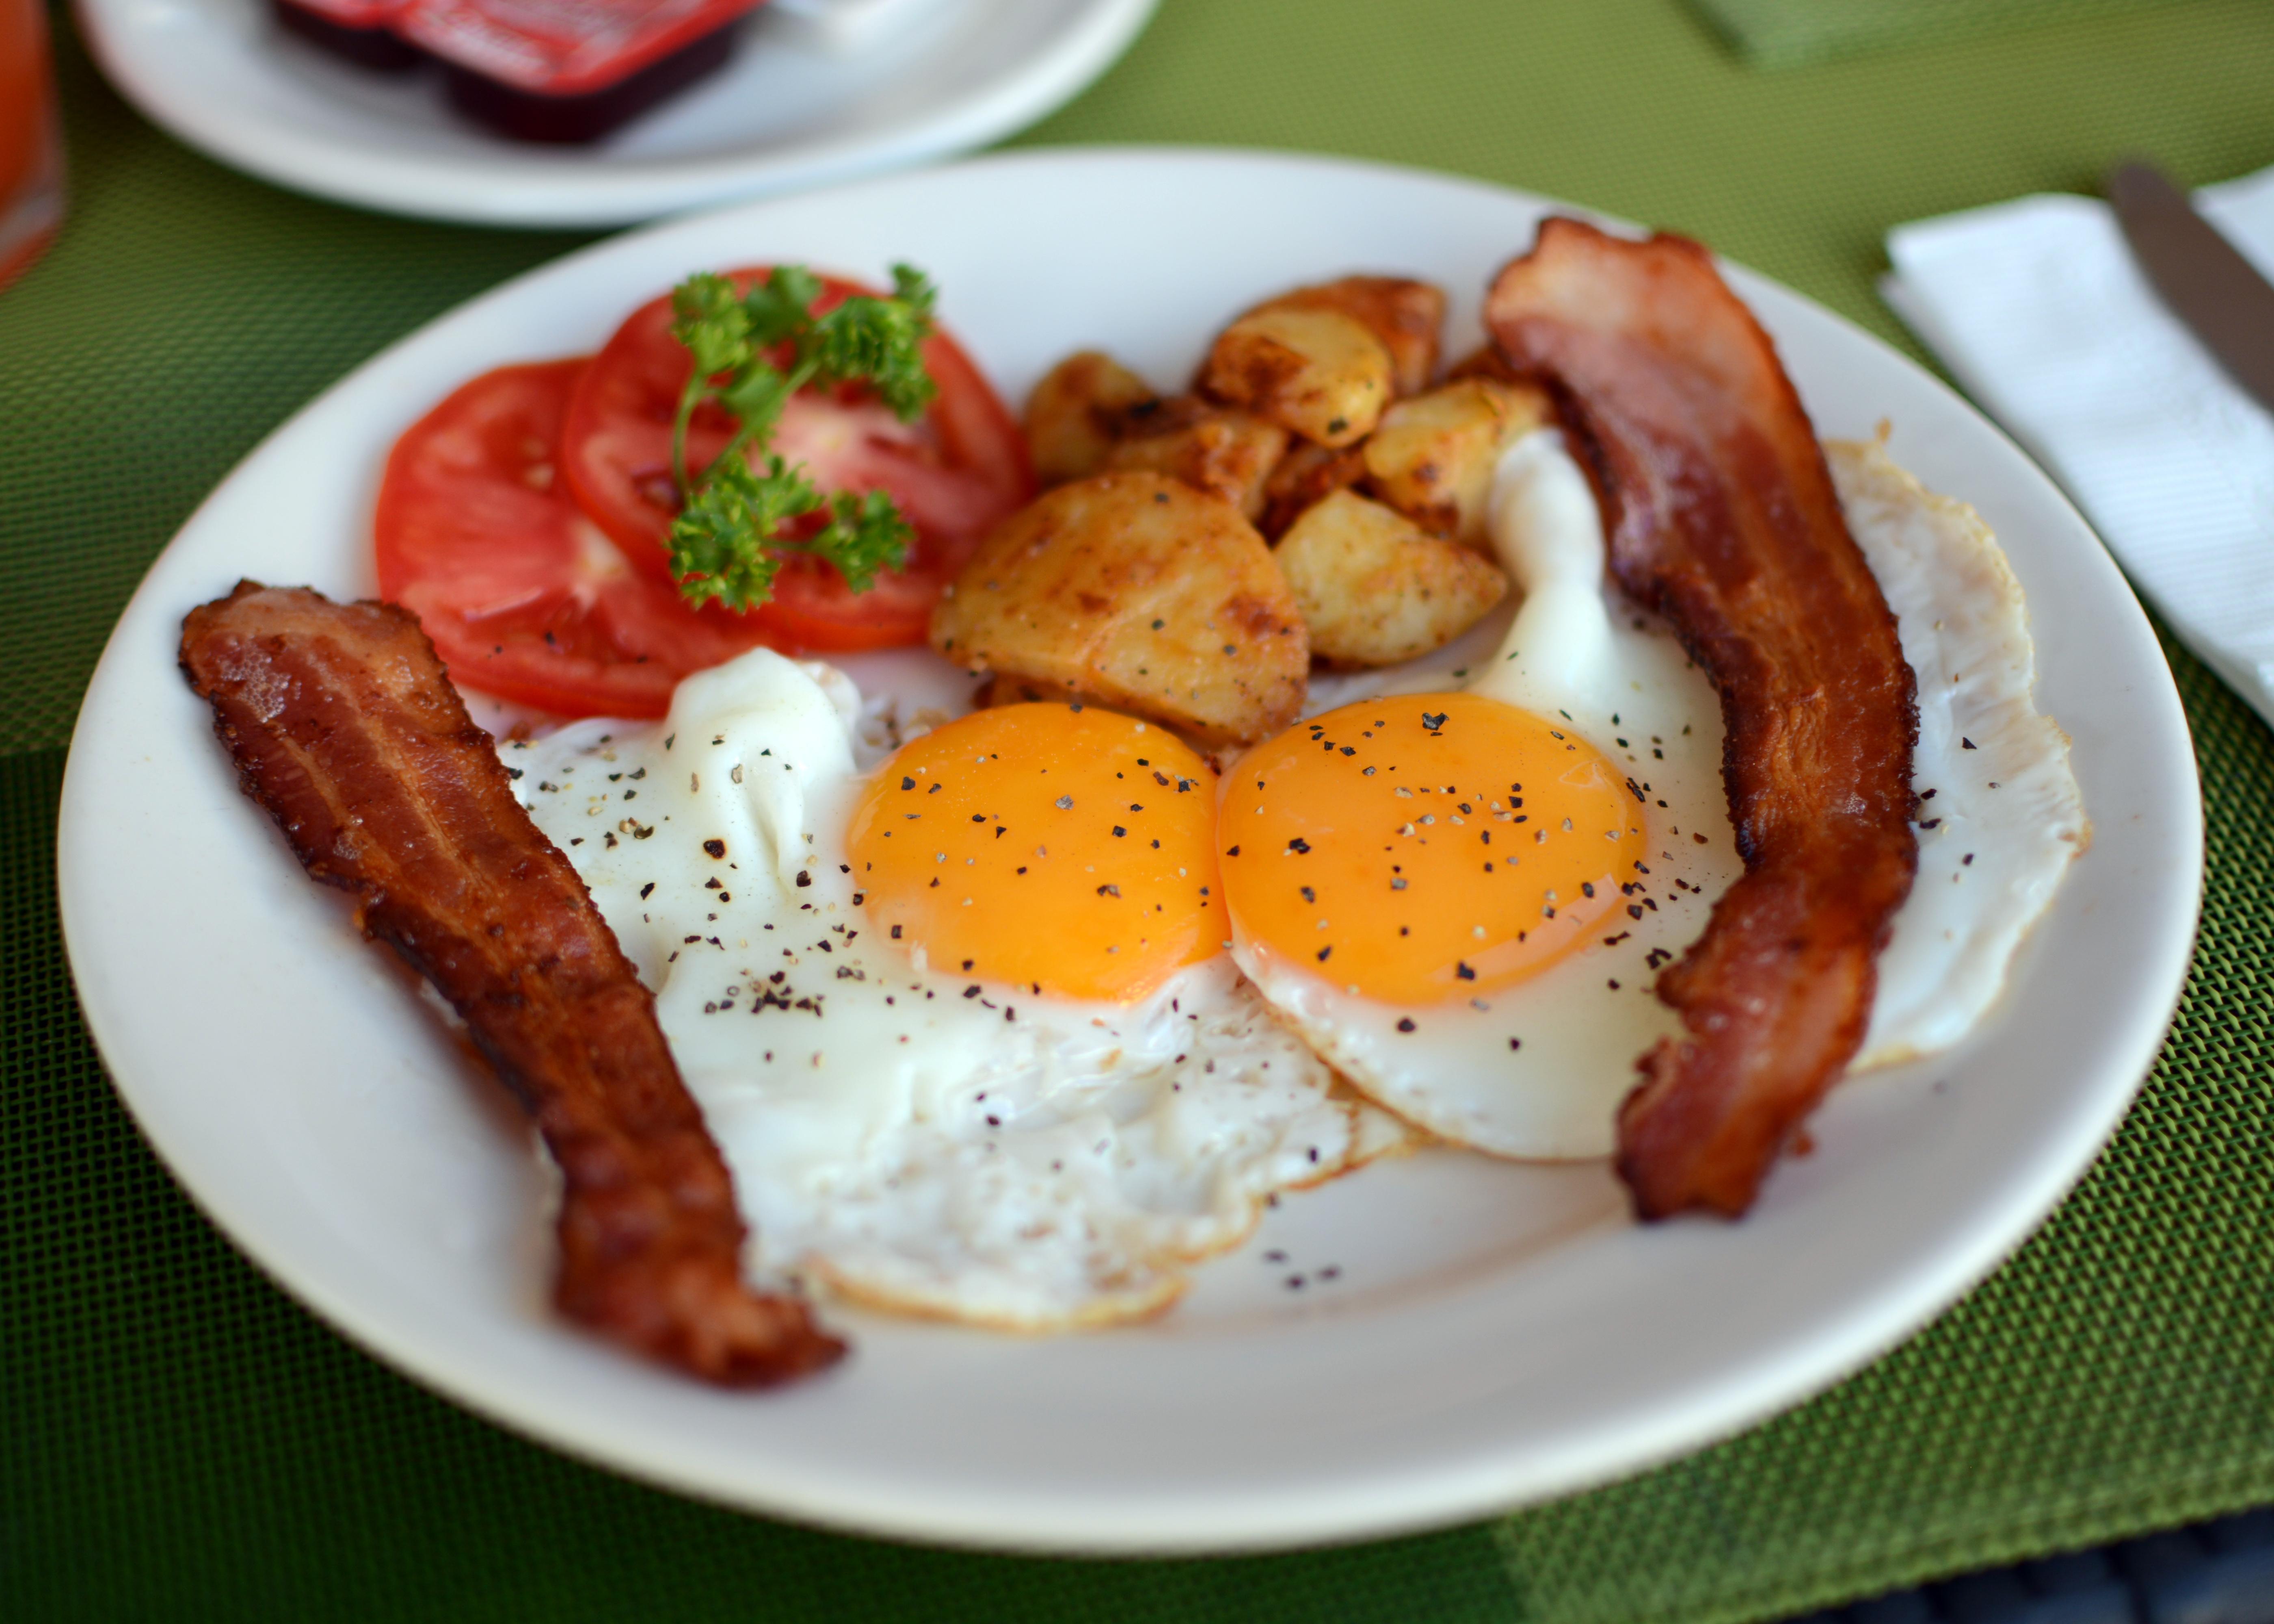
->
<box><xmin>1275</xmin><ymin>490</ymin><xmax>1508</xmax><ymax>669</ymax></box>
<box><xmin>1258</xmin><ymin>439</ymin><xmax>1366</xmax><ymax>540</ymax></box>
<box><xmin>1026</xmin><ymin>351</ymin><xmax>1159</xmax><ymax>486</ymax></box>
<box><xmin>931</xmin><ymin>473</ymin><xmax>1308</xmax><ymax>747</ymax></box>
<box><xmin>1201</xmin><ymin>306</ymin><xmax>1392</xmax><ymax>447</ymax></box>
<box><xmin>977</xmin><ymin>672</ymin><xmax>1089</xmax><ymax>709</ymax></box>
<box><xmin>1266</xmin><ymin>276</ymin><xmax>1446</xmax><ymax>397</ymax></box>
<box><xmin>1362</xmin><ymin>378</ymin><xmax>1555</xmax><ymax>546</ymax></box>
<box><xmin>1105</xmin><ymin>396</ymin><xmax>1289</xmax><ymax>522</ymax></box>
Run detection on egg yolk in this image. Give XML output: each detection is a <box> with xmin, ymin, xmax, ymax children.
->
<box><xmin>847</xmin><ymin>704</ymin><xmax>1223</xmax><ymax>1004</ymax></box>
<box><xmin>1220</xmin><ymin>693</ymin><xmax>1648</xmax><ymax>1005</ymax></box>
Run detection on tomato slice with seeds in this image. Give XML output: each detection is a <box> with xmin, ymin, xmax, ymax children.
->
<box><xmin>558</xmin><ymin>268</ymin><xmax>1033</xmax><ymax>652</ymax></box>
<box><xmin>375</xmin><ymin>358</ymin><xmax>780</xmax><ymax>718</ymax></box>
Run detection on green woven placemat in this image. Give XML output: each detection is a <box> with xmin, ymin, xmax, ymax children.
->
<box><xmin>9</xmin><ymin>2</ymin><xmax>2274</xmax><ymax>1620</ymax></box>
<box><xmin>1684</xmin><ymin>0</ymin><xmax>2191</xmax><ymax>67</ymax></box>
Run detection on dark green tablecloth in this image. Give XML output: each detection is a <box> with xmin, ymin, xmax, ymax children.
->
<box><xmin>9</xmin><ymin>2</ymin><xmax>2274</xmax><ymax>1619</ymax></box>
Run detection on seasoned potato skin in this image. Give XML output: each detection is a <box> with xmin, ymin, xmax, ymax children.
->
<box><xmin>1105</xmin><ymin>397</ymin><xmax>1290</xmax><ymax>522</ymax></box>
<box><xmin>977</xmin><ymin>672</ymin><xmax>1091</xmax><ymax>709</ymax></box>
<box><xmin>1265</xmin><ymin>276</ymin><xmax>1447</xmax><ymax>397</ymax></box>
<box><xmin>1026</xmin><ymin>351</ymin><xmax>1159</xmax><ymax>486</ymax></box>
<box><xmin>930</xmin><ymin>473</ymin><xmax>1309</xmax><ymax>747</ymax></box>
<box><xmin>1258</xmin><ymin>439</ymin><xmax>1368</xmax><ymax>539</ymax></box>
<box><xmin>1201</xmin><ymin>306</ymin><xmax>1393</xmax><ymax>448</ymax></box>
<box><xmin>1274</xmin><ymin>490</ymin><xmax>1508</xmax><ymax>669</ymax></box>
<box><xmin>1362</xmin><ymin>378</ymin><xmax>1555</xmax><ymax>546</ymax></box>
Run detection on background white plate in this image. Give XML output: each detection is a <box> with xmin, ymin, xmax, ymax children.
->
<box><xmin>58</xmin><ymin>149</ymin><xmax>2202</xmax><ymax>1554</ymax></box>
<box><xmin>75</xmin><ymin>0</ymin><xmax>1155</xmax><ymax>225</ymax></box>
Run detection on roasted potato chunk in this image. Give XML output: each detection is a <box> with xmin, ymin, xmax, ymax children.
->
<box><xmin>1105</xmin><ymin>396</ymin><xmax>1289</xmax><ymax>522</ymax></box>
<box><xmin>1362</xmin><ymin>378</ymin><xmax>1555</xmax><ymax>546</ymax></box>
<box><xmin>1265</xmin><ymin>276</ymin><xmax>1446</xmax><ymax>397</ymax></box>
<box><xmin>1026</xmin><ymin>351</ymin><xmax>1159</xmax><ymax>486</ymax></box>
<box><xmin>1201</xmin><ymin>306</ymin><xmax>1392</xmax><ymax>448</ymax></box>
<box><xmin>977</xmin><ymin>672</ymin><xmax>1089</xmax><ymax>709</ymax></box>
<box><xmin>931</xmin><ymin>473</ymin><xmax>1308</xmax><ymax>747</ymax></box>
<box><xmin>1274</xmin><ymin>490</ymin><xmax>1507</xmax><ymax>669</ymax></box>
<box><xmin>1258</xmin><ymin>439</ymin><xmax>1367</xmax><ymax>539</ymax></box>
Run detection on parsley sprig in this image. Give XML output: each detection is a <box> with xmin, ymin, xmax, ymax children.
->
<box><xmin>665</xmin><ymin>264</ymin><xmax>938</xmax><ymax>612</ymax></box>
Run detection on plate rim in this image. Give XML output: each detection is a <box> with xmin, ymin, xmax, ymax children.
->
<box><xmin>55</xmin><ymin>145</ymin><xmax>2207</xmax><ymax>1553</ymax></box>
<box><xmin>72</xmin><ymin>0</ymin><xmax>1159</xmax><ymax>227</ymax></box>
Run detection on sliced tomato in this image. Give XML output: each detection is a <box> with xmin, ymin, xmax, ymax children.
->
<box><xmin>375</xmin><ymin>358</ymin><xmax>782</xmax><ymax>718</ymax></box>
<box><xmin>558</xmin><ymin>269</ymin><xmax>1033</xmax><ymax>651</ymax></box>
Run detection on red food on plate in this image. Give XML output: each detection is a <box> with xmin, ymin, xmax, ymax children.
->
<box><xmin>437</xmin><ymin>24</ymin><xmax>739</xmax><ymax>143</ymax></box>
<box><xmin>272</xmin><ymin>0</ymin><xmax>406</xmax><ymax>32</ymax></box>
<box><xmin>269</xmin><ymin>0</ymin><xmax>764</xmax><ymax>142</ymax></box>
<box><xmin>560</xmin><ymin>269</ymin><xmax>1035</xmax><ymax>651</ymax></box>
<box><xmin>270</xmin><ymin>0</ymin><xmax>426</xmax><ymax>69</ymax></box>
<box><xmin>399</xmin><ymin>0</ymin><xmax>764</xmax><ymax>96</ymax></box>
<box><xmin>1486</xmin><ymin>218</ymin><xmax>1920</xmax><ymax>1220</ymax></box>
<box><xmin>375</xmin><ymin>356</ymin><xmax>781</xmax><ymax>717</ymax></box>
<box><xmin>179</xmin><ymin>581</ymin><xmax>845</xmax><ymax>1386</ymax></box>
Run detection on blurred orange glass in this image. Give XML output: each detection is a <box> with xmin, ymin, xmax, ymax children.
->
<box><xmin>0</xmin><ymin>0</ymin><xmax>64</xmax><ymax>291</ymax></box>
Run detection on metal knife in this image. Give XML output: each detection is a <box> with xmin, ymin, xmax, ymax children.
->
<box><xmin>2108</xmin><ymin>159</ymin><xmax>2274</xmax><ymax>415</ymax></box>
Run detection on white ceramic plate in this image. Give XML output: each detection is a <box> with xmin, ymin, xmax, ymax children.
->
<box><xmin>58</xmin><ymin>149</ymin><xmax>2202</xmax><ymax>1554</ymax></box>
<box><xmin>74</xmin><ymin>0</ymin><xmax>1155</xmax><ymax>226</ymax></box>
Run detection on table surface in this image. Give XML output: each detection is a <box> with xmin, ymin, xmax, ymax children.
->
<box><xmin>8</xmin><ymin>2</ymin><xmax>2274</xmax><ymax>1620</ymax></box>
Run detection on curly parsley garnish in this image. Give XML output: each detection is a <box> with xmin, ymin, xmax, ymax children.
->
<box><xmin>665</xmin><ymin>264</ymin><xmax>938</xmax><ymax>612</ymax></box>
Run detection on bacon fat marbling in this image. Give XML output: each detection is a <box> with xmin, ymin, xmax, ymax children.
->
<box><xmin>1486</xmin><ymin>221</ymin><xmax>1920</xmax><ymax>1218</ymax></box>
<box><xmin>180</xmin><ymin>581</ymin><xmax>844</xmax><ymax>1384</ymax></box>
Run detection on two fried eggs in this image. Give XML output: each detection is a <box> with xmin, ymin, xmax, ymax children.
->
<box><xmin>509</xmin><ymin>432</ymin><xmax>2084</xmax><ymax>1330</ymax></box>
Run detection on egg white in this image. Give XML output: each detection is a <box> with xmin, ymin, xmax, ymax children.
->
<box><xmin>1830</xmin><ymin>436</ymin><xmax>2089</xmax><ymax>1067</ymax></box>
<box><xmin>1236</xmin><ymin>430</ymin><xmax>1742</xmax><ymax>1158</ymax></box>
<box><xmin>1239</xmin><ymin>428</ymin><xmax>2084</xmax><ymax>1162</ymax></box>
<box><xmin>506</xmin><ymin>650</ymin><xmax>1371</xmax><ymax>1330</ymax></box>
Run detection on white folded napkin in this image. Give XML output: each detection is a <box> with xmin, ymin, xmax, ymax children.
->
<box><xmin>1883</xmin><ymin>165</ymin><xmax>2274</xmax><ymax>731</ymax></box>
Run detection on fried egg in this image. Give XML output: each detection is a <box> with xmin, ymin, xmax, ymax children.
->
<box><xmin>1830</xmin><ymin>436</ymin><xmax>2090</xmax><ymax>1065</ymax></box>
<box><xmin>506</xmin><ymin>427</ymin><xmax>2080</xmax><ymax>1318</ymax></box>
<box><xmin>1221</xmin><ymin>428</ymin><xmax>2084</xmax><ymax>1160</ymax></box>
<box><xmin>508</xmin><ymin>652</ymin><xmax>1375</xmax><ymax>1330</ymax></box>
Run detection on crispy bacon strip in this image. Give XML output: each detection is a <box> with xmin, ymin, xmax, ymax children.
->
<box><xmin>181</xmin><ymin>582</ymin><xmax>844</xmax><ymax>1384</ymax></box>
<box><xmin>1486</xmin><ymin>221</ymin><xmax>1919</xmax><ymax>1218</ymax></box>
